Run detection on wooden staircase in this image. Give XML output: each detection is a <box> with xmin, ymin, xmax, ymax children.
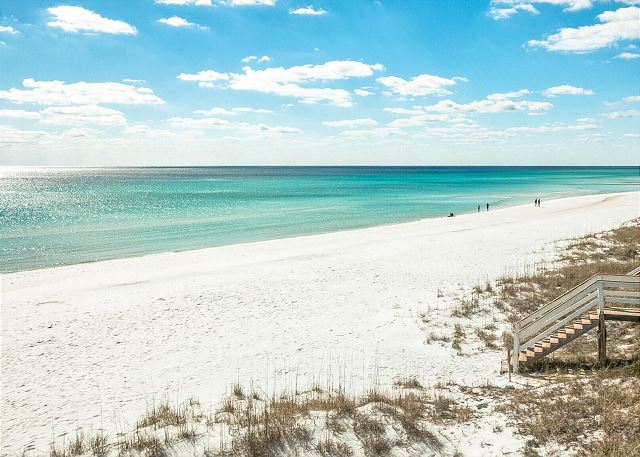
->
<box><xmin>511</xmin><ymin>266</ymin><xmax>640</xmax><ymax>372</ymax></box>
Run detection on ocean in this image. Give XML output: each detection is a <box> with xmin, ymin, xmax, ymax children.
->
<box><xmin>1</xmin><ymin>166</ymin><xmax>638</xmax><ymax>273</ymax></box>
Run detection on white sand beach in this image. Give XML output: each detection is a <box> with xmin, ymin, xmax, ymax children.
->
<box><xmin>1</xmin><ymin>191</ymin><xmax>639</xmax><ymax>456</ymax></box>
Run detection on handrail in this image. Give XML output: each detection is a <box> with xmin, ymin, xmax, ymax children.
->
<box><xmin>518</xmin><ymin>275</ymin><xmax>639</xmax><ymax>342</ymax></box>
<box><xmin>518</xmin><ymin>274</ymin><xmax>640</xmax><ymax>332</ymax></box>
<box><xmin>520</xmin><ymin>295</ymin><xmax>599</xmax><ymax>352</ymax></box>
<box><xmin>512</xmin><ymin>266</ymin><xmax>640</xmax><ymax>372</ymax></box>
<box><xmin>517</xmin><ymin>275</ymin><xmax>598</xmax><ymax>329</ymax></box>
<box><xmin>518</xmin><ymin>290</ymin><xmax>598</xmax><ymax>342</ymax></box>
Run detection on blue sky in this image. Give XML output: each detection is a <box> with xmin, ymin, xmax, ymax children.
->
<box><xmin>0</xmin><ymin>0</ymin><xmax>638</xmax><ymax>165</ymax></box>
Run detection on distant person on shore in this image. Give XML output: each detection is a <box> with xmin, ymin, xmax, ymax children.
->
<box><xmin>534</xmin><ymin>198</ymin><xmax>537</xmax><ymax>206</ymax></box>
<box><xmin>486</xmin><ymin>202</ymin><xmax>489</xmax><ymax>211</ymax></box>
<box><xmin>448</xmin><ymin>212</ymin><xmax>454</xmax><ymax>217</ymax></box>
<box><xmin>538</xmin><ymin>198</ymin><xmax>541</xmax><ymax>207</ymax></box>
<box><xmin>477</xmin><ymin>204</ymin><xmax>480</xmax><ymax>212</ymax></box>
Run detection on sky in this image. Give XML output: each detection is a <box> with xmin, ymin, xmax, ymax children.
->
<box><xmin>0</xmin><ymin>0</ymin><xmax>639</xmax><ymax>166</ymax></box>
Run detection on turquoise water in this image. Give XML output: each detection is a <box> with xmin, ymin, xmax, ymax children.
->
<box><xmin>1</xmin><ymin>166</ymin><xmax>638</xmax><ymax>273</ymax></box>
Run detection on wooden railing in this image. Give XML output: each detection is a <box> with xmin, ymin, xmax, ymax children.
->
<box><xmin>512</xmin><ymin>269</ymin><xmax>640</xmax><ymax>372</ymax></box>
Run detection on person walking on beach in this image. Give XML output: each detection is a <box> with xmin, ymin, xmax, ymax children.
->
<box><xmin>538</xmin><ymin>198</ymin><xmax>541</xmax><ymax>207</ymax></box>
<box><xmin>486</xmin><ymin>202</ymin><xmax>490</xmax><ymax>211</ymax></box>
<box><xmin>477</xmin><ymin>204</ymin><xmax>480</xmax><ymax>212</ymax></box>
<box><xmin>534</xmin><ymin>198</ymin><xmax>537</xmax><ymax>207</ymax></box>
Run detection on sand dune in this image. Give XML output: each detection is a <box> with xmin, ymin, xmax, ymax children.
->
<box><xmin>1</xmin><ymin>191</ymin><xmax>639</xmax><ymax>455</ymax></box>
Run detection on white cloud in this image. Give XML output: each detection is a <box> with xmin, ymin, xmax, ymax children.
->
<box><xmin>623</xmin><ymin>95</ymin><xmax>640</xmax><ymax>103</ymax></box>
<box><xmin>223</xmin><ymin>0</ymin><xmax>276</xmax><ymax>6</ymax></box>
<box><xmin>615</xmin><ymin>51</ymin><xmax>640</xmax><ymax>58</ymax></box>
<box><xmin>242</xmin><ymin>55</ymin><xmax>271</xmax><ymax>63</ymax></box>
<box><xmin>0</xmin><ymin>79</ymin><xmax>164</xmax><ymax>106</ymax></box>
<box><xmin>194</xmin><ymin>107</ymin><xmax>273</xmax><ymax>115</ymax></box>
<box><xmin>486</xmin><ymin>89</ymin><xmax>531</xmax><ymax>100</ymax></box>
<box><xmin>543</xmin><ymin>85</ymin><xmax>594</xmax><ymax>96</ymax></box>
<box><xmin>422</xmin><ymin>91</ymin><xmax>553</xmax><ymax>114</ymax></box>
<box><xmin>158</xmin><ymin>16</ymin><xmax>208</xmax><ymax>29</ymax></box>
<box><xmin>177</xmin><ymin>70</ymin><xmax>230</xmax><ymax>87</ymax></box>
<box><xmin>61</xmin><ymin>127</ymin><xmax>106</xmax><ymax>138</ymax></box>
<box><xmin>41</xmin><ymin>105</ymin><xmax>127</xmax><ymax>125</ymax></box>
<box><xmin>506</xmin><ymin>121</ymin><xmax>597</xmax><ymax>133</ymax></box>
<box><xmin>528</xmin><ymin>6</ymin><xmax>640</xmax><ymax>52</ymax></box>
<box><xmin>376</xmin><ymin>74</ymin><xmax>463</xmax><ymax>97</ymax></box>
<box><xmin>322</xmin><ymin>119</ymin><xmax>378</xmax><ymax>128</ymax></box>
<box><xmin>0</xmin><ymin>126</ymin><xmax>48</xmax><ymax>144</ymax></box>
<box><xmin>387</xmin><ymin>113</ymin><xmax>457</xmax><ymax>128</ymax></box>
<box><xmin>47</xmin><ymin>6</ymin><xmax>137</xmax><ymax>35</ymax></box>
<box><xmin>487</xmin><ymin>0</ymin><xmax>640</xmax><ymax>20</ymax></box>
<box><xmin>0</xmin><ymin>109</ymin><xmax>42</xmax><ymax>120</ymax></box>
<box><xmin>489</xmin><ymin>0</ymin><xmax>596</xmax><ymax>19</ymax></box>
<box><xmin>624</xmin><ymin>133</ymin><xmax>640</xmax><ymax>138</ymax></box>
<box><xmin>155</xmin><ymin>0</ymin><xmax>212</xmax><ymax>5</ymax></box>
<box><xmin>384</xmin><ymin>107</ymin><xmax>425</xmax><ymax>115</ymax></box>
<box><xmin>290</xmin><ymin>6</ymin><xmax>327</xmax><ymax>15</ymax></box>
<box><xmin>169</xmin><ymin>116</ymin><xmax>301</xmax><ymax>135</ymax></box>
<box><xmin>381</xmin><ymin>91</ymin><xmax>548</xmax><ymax>128</ymax></box>
<box><xmin>414</xmin><ymin>121</ymin><xmax>512</xmax><ymax>143</ymax></box>
<box><xmin>339</xmin><ymin>127</ymin><xmax>405</xmax><ymax>138</ymax></box>
<box><xmin>354</xmin><ymin>88</ymin><xmax>375</xmax><ymax>96</ymax></box>
<box><xmin>178</xmin><ymin>61</ymin><xmax>384</xmax><ymax>107</ymax></box>
<box><xmin>603</xmin><ymin>109</ymin><xmax>640</xmax><ymax>118</ymax></box>
<box><xmin>489</xmin><ymin>3</ymin><xmax>539</xmax><ymax>20</ymax></box>
<box><xmin>0</xmin><ymin>25</ymin><xmax>18</xmax><ymax>34</ymax></box>
<box><xmin>169</xmin><ymin>116</ymin><xmax>233</xmax><ymax>128</ymax></box>
<box><xmin>156</xmin><ymin>0</ymin><xmax>276</xmax><ymax>5</ymax></box>
<box><xmin>575</xmin><ymin>132</ymin><xmax>606</xmax><ymax>142</ymax></box>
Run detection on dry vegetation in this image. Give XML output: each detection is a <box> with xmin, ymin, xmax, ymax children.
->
<box><xmin>495</xmin><ymin>365</ymin><xmax>640</xmax><ymax>457</ymax></box>
<box><xmin>489</xmin><ymin>219</ymin><xmax>640</xmax><ymax>456</ymax></box>
<box><xmin>44</xmin><ymin>379</ymin><xmax>478</xmax><ymax>457</ymax></box>
<box><xmin>39</xmin><ymin>219</ymin><xmax>640</xmax><ymax>457</ymax></box>
<box><xmin>495</xmin><ymin>218</ymin><xmax>639</xmax><ymax>331</ymax></box>
<box><xmin>493</xmin><ymin>218</ymin><xmax>640</xmax><ymax>368</ymax></box>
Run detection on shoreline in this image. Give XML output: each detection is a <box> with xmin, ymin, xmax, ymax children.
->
<box><xmin>4</xmin><ymin>189</ymin><xmax>639</xmax><ymax>275</ymax></box>
<box><xmin>1</xmin><ymin>191</ymin><xmax>639</xmax><ymax>455</ymax></box>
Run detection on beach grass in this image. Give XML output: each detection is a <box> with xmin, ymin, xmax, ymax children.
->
<box><xmin>497</xmin><ymin>364</ymin><xmax>640</xmax><ymax>457</ymax></box>
<box><xmin>485</xmin><ymin>219</ymin><xmax>640</xmax><ymax>456</ymax></box>
<box><xmin>34</xmin><ymin>217</ymin><xmax>640</xmax><ymax>457</ymax></box>
<box><xmin>42</xmin><ymin>379</ymin><xmax>479</xmax><ymax>457</ymax></box>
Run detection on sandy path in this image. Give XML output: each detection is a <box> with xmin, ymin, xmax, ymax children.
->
<box><xmin>1</xmin><ymin>191</ymin><xmax>638</xmax><ymax>455</ymax></box>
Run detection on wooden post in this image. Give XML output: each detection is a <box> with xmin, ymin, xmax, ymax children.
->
<box><xmin>596</xmin><ymin>280</ymin><xmax>607</xmax><ymax>366</ymax></box>
<box><xmin>513</xmin><ymin>328</ymin><xmax>520</xmax><ymax>373</ymax></box>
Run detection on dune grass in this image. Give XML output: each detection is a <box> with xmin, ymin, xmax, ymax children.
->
<box><xmin>40</xmin><ymin>219</ymin><xmax>639</xmax><ymax>457</ymax></box>
<box><xmin>495</xmin><ymin>218</ymin><xmax>639</xmax><ymax>329</ymax></box>
<box><xmin>486</xmin><ymin>219</ymin><xmax>640</xmax><ymax>456</ymax></box>
<box><xmin>44</xmin><ymin>377</ymin><xmax>477</xmax><ymax>457</ymax></box>
<box><xmin>496</xmin><ymin>363</ymin><xmax>640</xmax><ymax>457</ymax></box>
